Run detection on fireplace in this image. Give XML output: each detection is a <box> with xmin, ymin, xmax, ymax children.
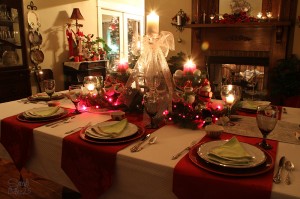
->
<box><xmin>187</xmin><ymin>0</ymin><xmax>297</xmax><ymax>101</ymax></box>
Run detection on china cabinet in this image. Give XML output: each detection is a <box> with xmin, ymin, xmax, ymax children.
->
<box><xmin>0</xmin><ymin>0</ymin><xmax>31</xmax><ymax>103</ymax></box>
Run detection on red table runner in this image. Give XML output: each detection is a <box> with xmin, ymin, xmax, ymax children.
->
<box><xmin>61</xmin><ymin>113</ymin><xmax>158</xmax><ymax>199</ymax></box>
<box><xmin>0</xmin><ymin>114</ymin><xmax>49</xmax><ymax>171</ymax></box>
<box><xmin>173</xmin><ymin>133</ymin><xmax>278</xmax><ymax>199</ymax></box>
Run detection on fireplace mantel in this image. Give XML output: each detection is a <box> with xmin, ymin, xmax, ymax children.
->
<box><xmin>189</xmin><ymin>0</ymin><xmax>298</xmax><ymax>92</ymax></box>
<box><xmin>186</xmin><ymin>21</ymin><xmax>291</xmax><ymax>28</ymax></box>
<box><xmin>186</xmin><ymin>21</ymin><xmax>291</xmax><ymax>43</ymax></box>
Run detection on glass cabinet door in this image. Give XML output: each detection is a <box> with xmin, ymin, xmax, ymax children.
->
<box><xmin>98</xmin><ymin>8</ymin><xmax>144</xmax><ymax>68</ymax></box>
<box><xmin>124</xmin><ymin>13</ymin><xmax>143</xmax><ymax>68</ymax></box>
<box><xmin>0</xmin><ymin>3</ymin><xmax>23</xmax><ymax>66</ymax></box>
<box><xmin>99</xmin><ymin>9</ymin><xmax>124</xmax><ymax>63</ymax></box>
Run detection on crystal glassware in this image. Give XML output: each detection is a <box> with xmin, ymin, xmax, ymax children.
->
<box><xmin>43</xmin><ymin>79</ymin><xmax>55</xmax><ymax>100</ymax></box>
<box><xmin>67</xmin><ymin>85</ymin><xmax>83</xmax><ymax>114</ymax></box>
<box><xmin>143</xmin><ymin>90</ymin><xmax>159</xmax><ymax>129</ymax></box>
<box><xmin>95</xmin><ymin>76</ymin><xmax>104</xmax><ymax>94</ymax></box>
<box><xmin>220</xmin><ymin>84</ymin><xmax>241</xmax><ymax>119</ymax></box>
<box><xmin>256</xmin><ymin>105</ymin><xmax>278</xmax><ymax>150</ymax></box>
<box><xmin>83</xmin><ymin>76</ymin><xmax>97</xmax><ymax>93</ymax></box>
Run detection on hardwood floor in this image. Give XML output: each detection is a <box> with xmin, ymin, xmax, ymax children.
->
<box><xmin>0</xmin><ymin>158</ymin><xmax>81</xmax><ymax>199</ymax></box>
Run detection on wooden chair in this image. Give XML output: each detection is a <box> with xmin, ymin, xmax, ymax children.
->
<box><xmin>35</xmin><ymin>69</ymin><xmax>54</xmax><ymax>93</ymax></box>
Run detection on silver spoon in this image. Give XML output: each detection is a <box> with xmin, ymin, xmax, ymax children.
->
<box><xmin>136</xmin><ymin>136</ymin><xmax>157</xmax><ymax>152</ymax></box>
<box><xmin>285</xmin><ymin>161</ymin><xmax>295</xmax><ymax>185</ymax></box>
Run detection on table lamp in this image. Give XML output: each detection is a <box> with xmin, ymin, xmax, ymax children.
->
<box><xmin>70</xmin><ymin>8</ymin><xmax>84</xmax><ymax>29</ymax></box>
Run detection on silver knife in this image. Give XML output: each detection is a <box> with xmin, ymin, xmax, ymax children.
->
<box><xmin>130</xmin><ymin>134</ymin><xmax>151</xmax><ymax>152</ymax></box>
<box><xmin>172</xmin><ymin>140</ymin><xmax>198</xmax><ymax>160</ymax></box>
<box><xmin>273</xmin><ymin>156</ymin><xmax>285</xmax><ymax>183</ymax></box>
<box><xmin>45</xmin><ymin>116</ymin><xmax>75</xmax><ymax>127</ymax></box>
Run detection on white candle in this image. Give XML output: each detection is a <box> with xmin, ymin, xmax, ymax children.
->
<box><xmin>146</xmin><ymin>11</ymin><xmax>159</xmax><ymax>36</ymax></box>
<box><xmin>226</xmin><ymin>94</ymin><xmax>235</xmax><ymax>104</ymax></box>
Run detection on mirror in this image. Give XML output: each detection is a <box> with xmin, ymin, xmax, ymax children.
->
<box><xmin>219</xmin><ymin>0</ymin><xmax>262</xmax><ymax>16</ymax></box>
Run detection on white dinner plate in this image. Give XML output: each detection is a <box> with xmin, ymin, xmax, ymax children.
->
<box><xmin>197</xmin><ymin>140</ymin><xmax>266</xmax><ymax>169</ymax></box>
<box><xmin>85</xmin><ymin>121</ymin><xmax>138</xmax><ymax>140</ymax></box>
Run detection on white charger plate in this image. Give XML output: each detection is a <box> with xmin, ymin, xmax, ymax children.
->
<box><xmin>85</xmin><ymin>121</ymin><xmax>138</xmax><ymax>140</ymax></box>
<box><xmin>197</xmin><ymin>140</ymin><xmax>266</xmax><ymax>169</ymax></box>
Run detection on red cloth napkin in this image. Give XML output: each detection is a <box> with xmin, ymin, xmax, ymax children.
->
<box><xmin>173</xmin><ymin>133</ymin><xmax>278</xmax><ymax>199</ymax></box>
<box><xmin>61</xmin><ymin>113</ymin><xmax>159</xmax><ymax>199</ymax></box>
<box><xmin>0</xmin><ymin>115</ymin><xmax>48</xmax><ymax>171</ymax></box>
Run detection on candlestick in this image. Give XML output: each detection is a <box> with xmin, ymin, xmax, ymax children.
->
<box><xmin>117</xmin><ymin>59</ymin><xmax>129</xmax><ymax>73</ymax></box>
<box><xmin>183</xmin><ymin>60</ymin><xmax>196</xmax><ymax>75</ymax></box>
<box><xmin>146</xmin><ymin>11</ymin><xmax>159</xmax><ymax>36</ymax></box>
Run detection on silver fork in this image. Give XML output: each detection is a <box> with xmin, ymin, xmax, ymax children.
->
<box><xmin>172</xmin><ymin>140</ymin><xmax>198</xmax><ymax>160</ymax></box>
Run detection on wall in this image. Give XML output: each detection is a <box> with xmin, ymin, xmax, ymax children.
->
<box><xmin>145</xmin><ymin>0</ymin><xmax>192</xmax><ymax>60</ymax></box>
<box><xmin>23</xmin><ymin>0</ymin><xmax>99</xmax><ymax>92</ymax></box>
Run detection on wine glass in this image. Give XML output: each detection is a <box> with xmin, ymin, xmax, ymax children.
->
<box><xmin>256</xmin><ymin>105</ymin><xmax>278</xmax><ymax>150</ymax></box>
<box><xmin>43</xmin><ymin>79</ymin><xmax>55</xmax><ymax>100</ymax></box>
<box><xmin>67</xmin><ymin>85</ymin><xmax>83</xmax><ymax>114</ymax></box>
<box><xmin>143</xmin><ymin>91</ymin><xmax>159</xmax><ymax>129</ymax></box>
<box><xmin>220</xmin><ymin>85</ymin><xmax>241</xmax><ymax>119</ymax></box>
<box><xmin>83</xmin><ymin>76</ymin><xmax>97</xmax><ymax>93</ymax></box>
<box><xmin>145</xmin><ymin>72</ymin><xmax>161</xmax><ymax>92</ymax></box>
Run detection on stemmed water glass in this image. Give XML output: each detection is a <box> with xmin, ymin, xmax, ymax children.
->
<box><xmin>256</xmin><ymin>105</ymin><xmax>278</xmax><ymax>150</ymax></box>
<box><xmin>143</xmin><ymin>90</ymin><xmax>159</xmax><ymax>129</ymax></box>
<box><xmin>220</xmin><ymin>84</ymin><xmax>241</xmax><ymax>119</ymax></box>
<box><xmin>67</xmin><ymin>85</ymin><xmax>83</xmax><ymax>114</ymax></box>
<box><xmin>43</xmin><ymin>79</ymin><xmax>55</xmax><ymax>100</ymax></box>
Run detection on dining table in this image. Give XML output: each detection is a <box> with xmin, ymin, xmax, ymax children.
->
<box><xmin>0</xmin><ymin>94</ymin><xmax>300</xmax><ymax>199</ymax></box>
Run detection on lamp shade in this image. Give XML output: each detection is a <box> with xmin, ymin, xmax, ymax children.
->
<box><xmin>70</xmin><ymin>8</ymin><xmax>84</xmax><ymax>20</ymax></box>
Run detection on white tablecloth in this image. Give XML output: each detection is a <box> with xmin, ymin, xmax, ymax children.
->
<box><xmin>0</xmin><ymin>98</ymin><xmax>300</xmax><ymax>199</ymax></box>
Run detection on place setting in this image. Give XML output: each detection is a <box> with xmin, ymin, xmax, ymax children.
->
<box><xmin>79</xmin><ymin>118</ymin><xmax>145</xmax><ymax>144</ymax></box>
<box><xmin>16</xmin><ymin>106</ymin><xmax>69</xmax><ymax>123</ymax></box>
<box><xmin>27</xmin><ymin>79</ymin><xmax>65</xmax><ymax>102</ymax></box>
<box><xmin>237</xmin><ymin>100</ymin><xmax>271</xmax><ymax>114</ymax></box>
<box><xmin>188</xmin><ymin>136</ymin><xmax>274</xmax><ymax>177</ymax></box>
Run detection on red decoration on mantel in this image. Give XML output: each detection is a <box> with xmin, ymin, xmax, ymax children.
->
<box><xmin>214</xmin><ymin>12</ymin><xmax>258</xmax><ymax>24</ymax></box>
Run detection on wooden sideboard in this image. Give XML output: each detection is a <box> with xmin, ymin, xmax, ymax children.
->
<box><xmin>63</xmin><ymin>60</ymin><xmax>108</xmax><ymax>89</ymax></box>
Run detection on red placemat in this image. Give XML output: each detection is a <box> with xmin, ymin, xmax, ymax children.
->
<box><xmin>173</xmin><ymin>133</ymin><xmax>278</xmax><ymax>199</ymax></box>
<box><xmin>0</xmin><ymin>115</ymin><xmax>49</xmax><ymax>171</ymax></box>
<box><xmin>0</xmin><ymin>108</ymin><xmax>73</xmax><ymax>171</ymax></box>
<box><xmin>61</xmin><ymin>113</ymin><xmax>160</xmax><ymax>199</ymax></box>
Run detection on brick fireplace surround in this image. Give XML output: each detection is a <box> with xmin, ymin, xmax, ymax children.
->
<box><xmin>187</xmin><ymin>0</ymin><xmax>299</xmax><ymax>106</ymax></box>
